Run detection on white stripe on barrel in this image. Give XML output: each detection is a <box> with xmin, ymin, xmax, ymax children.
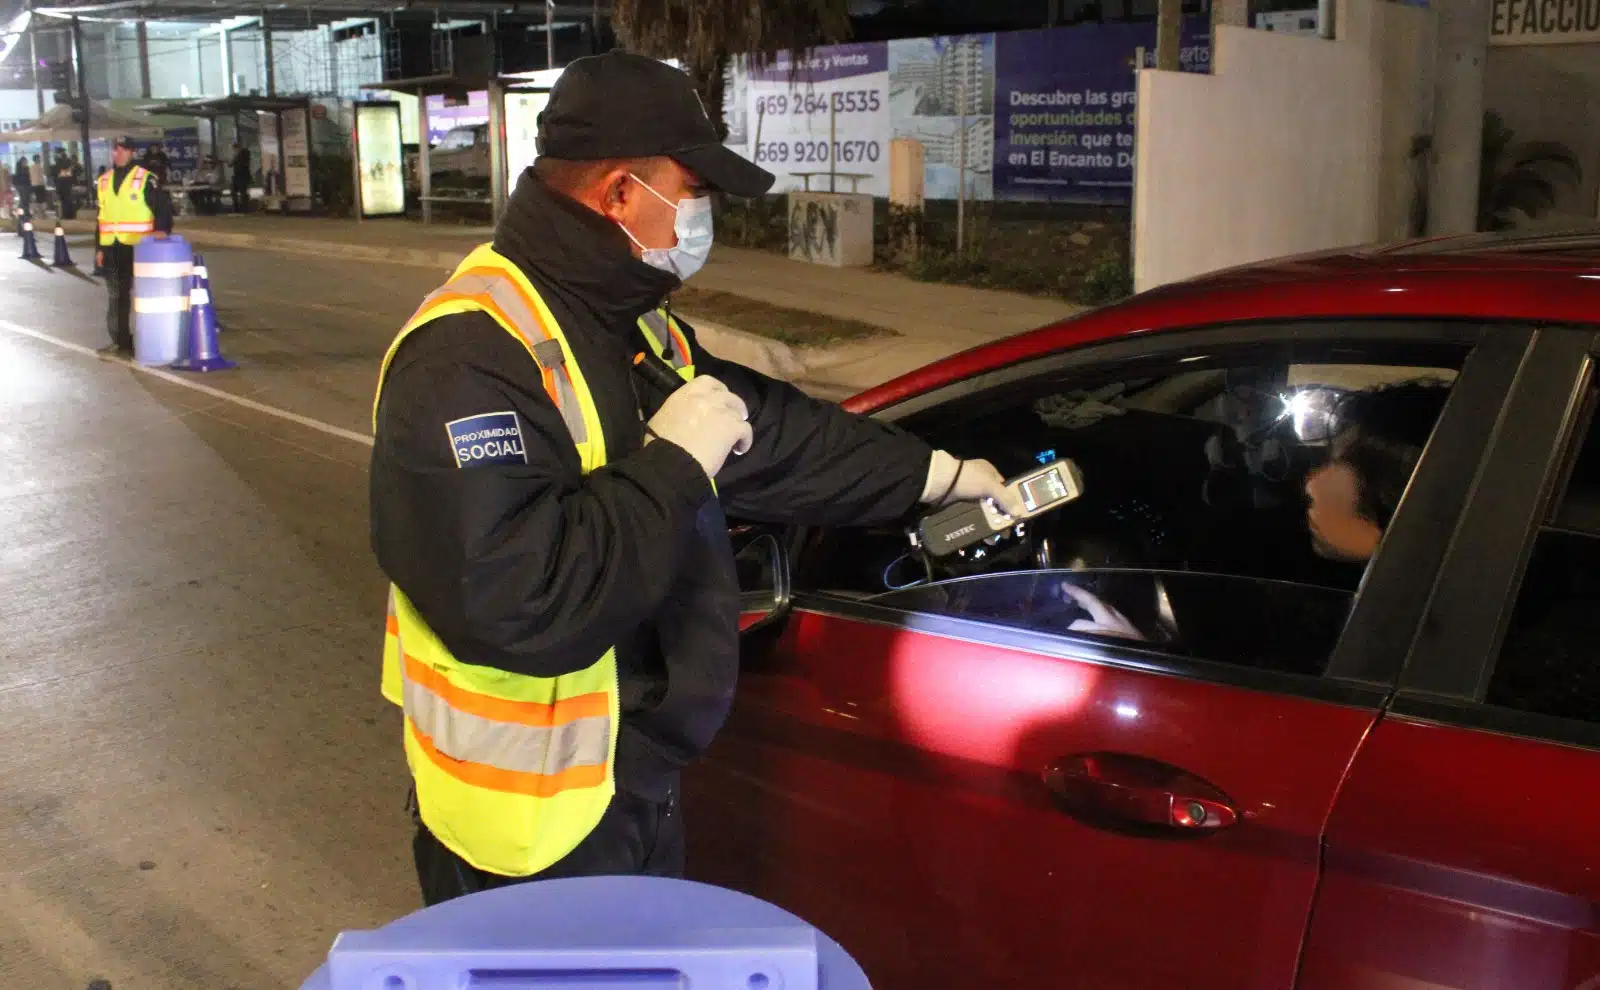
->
<box><xmin>133</xmin><ymin>295</ymin><xmax>192</xmax><ymax>314</ymax></box>
<box><xmin>133</xmin><ymin>261</ymin><xmax>194</xmax><ymax>278</ymax></box>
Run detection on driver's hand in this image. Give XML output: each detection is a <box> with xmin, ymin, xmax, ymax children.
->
<box><xmin>1061</xmin><ymin>583</ymin><xmax>1145</xmax><ymax>641</ymax></box>
<box><xmin>921</xmin><ymin>451</ymin><xmax>1027</xmax><ymax>517</ymax></box>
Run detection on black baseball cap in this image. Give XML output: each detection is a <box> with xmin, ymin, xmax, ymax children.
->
<box><xmin>537</xmin><ymin>50</ymin><xmax>774</xmax><ymax>198</ymax></box>
<box><xmin>112</xmin><ymin>136</ymin><xmax>136</xmax><ymax>149</ymax></box>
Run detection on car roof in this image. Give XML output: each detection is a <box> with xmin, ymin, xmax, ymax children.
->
<box><xmin>847</xmin><ymin>228</ymin><xmax>1600</xmax><ymax>414</ymax></box>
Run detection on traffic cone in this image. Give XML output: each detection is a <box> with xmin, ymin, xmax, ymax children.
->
<box><xmin>51</xmin><ymin>225</ymin><xmax>74</xmax><ymax>267</ymax></box>
<box><xmin>170</xmin><ymin>273</ymin><xmax>234</xmax><ymax>372</ymax></box>
<box><xmin>192</xmin><ymin>253</ymin><xmax>221</xmax><ymax>331</ymax></box>
<box><xmin>19</xmin><ymin>219</ymin><xmax>41</xmax><ymax>260</ymax></box>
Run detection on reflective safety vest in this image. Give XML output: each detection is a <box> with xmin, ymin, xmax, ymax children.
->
<box><xmin>373</xmin><ymin>243</ymin><xmax>694</xmax><ymax>877</ymax></box>
<box><xmin>96</xmin><ymin>166</ymin><xmax>156</xmax><ymax>246</ymax></box>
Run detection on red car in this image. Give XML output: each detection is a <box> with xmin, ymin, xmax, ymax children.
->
<box><xmin>685</xmin><ymin>229</ymin><xmax>1600</xmax><ymax>989</ymax></box>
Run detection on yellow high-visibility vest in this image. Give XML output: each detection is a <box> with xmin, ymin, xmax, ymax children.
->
<box><xmin>373</xmin><ymin>243</ymin><xmax>694</xmax><ymax>877</ymax></box>
<box><xmin>96</xmin><ymin>166</ymin><xmax>156</xmax><ymax>246</ymax></box>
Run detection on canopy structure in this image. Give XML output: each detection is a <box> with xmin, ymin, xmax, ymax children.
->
<box><xmin>0</xmin><ymin>101</ymin><xmax>165</xmax><ymax>142</ymax></box>
<box><xmin>139</xmin><ymin>95</ymin><xmax>313</xmax><ymax>119</ymax></box>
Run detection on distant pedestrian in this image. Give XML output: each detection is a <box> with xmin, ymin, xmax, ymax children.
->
<box><xmin>230</xmin><ymin>143</ymin><xmax>251</xmax><ymax>212</ymax></box>
<box><xmin>15</xmin><ymin>156</ymin><xmax>33</xmax><ymax>215</ymax></box>
<box><xmin>96</xmin><ymin>136</ymin><xmax>174</xmax><ymax>358</ymax></box>
<box><xmin>54</xmin><ymin>150</ymin><xmax>77</xmax><ymax>219</ymax></box>
<box><xmin>29</xmin><ymin>154</ymin><xmax>47</xmax><ymax>212</ymax></box>
<box><xmin>0</xmin><ymin>162</ymin><xmax>12</xmax><ymax>219</ymax></box>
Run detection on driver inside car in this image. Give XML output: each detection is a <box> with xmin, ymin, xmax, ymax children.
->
<box><xmin>1057</xmin><ymin>378</ymin><xmax>1453</xmax><ymax>643</ymax></box>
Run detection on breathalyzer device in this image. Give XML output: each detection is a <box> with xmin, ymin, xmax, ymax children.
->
<box><xmin>914</xmin><ymin>458</ymin><xmax>1085</xmax><ymax>557</ymax></box>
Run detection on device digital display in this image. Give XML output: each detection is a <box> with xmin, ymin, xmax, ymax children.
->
<box><xmin>1019</xmin><ymin>468</ymin><xmax>1071</xmax><ymax>512</ymax></box>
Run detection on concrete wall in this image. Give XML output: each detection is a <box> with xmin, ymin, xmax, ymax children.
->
<box><xmin>1133</xmin><ymin>0</ymin><xmax>1434</xmax><ymax>291</ymax></box>
<box><xmin>1485</xmin><ymin>43</ymin><xmax>1600</xmax><ymax>222</ymax></box>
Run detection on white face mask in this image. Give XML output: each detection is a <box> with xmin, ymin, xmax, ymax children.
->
<box><xmin>619</xmin><ymin>173</ymin><xmax>714</xmax><ymax>281</ymax></box>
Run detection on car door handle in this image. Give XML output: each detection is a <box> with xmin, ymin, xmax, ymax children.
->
<box><xmin>1043</xmin><ymin>752</ymin><xmax>1239</xmax><ymax>831</ymax></box>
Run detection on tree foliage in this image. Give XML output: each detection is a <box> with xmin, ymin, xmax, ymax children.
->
<box><xmin>612</xmin><ymin>0</ymin><xmax>853</xmax><ymax>139</ymax></box>
<box><xmin>1478</xmin><ymin>110</ymin><xmax>1583</xmax><ymax>231</ymax></box>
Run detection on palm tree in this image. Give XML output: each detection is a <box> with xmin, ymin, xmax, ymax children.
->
<box><xmin>1478</xmin><ymin>110</ymin><xmax>1583</xmax><ymax>232</ymax></box>
<box><xmin>611</xmin><ymin>0</ymin><xmax>853</xmax><ymax>140</ymax></box>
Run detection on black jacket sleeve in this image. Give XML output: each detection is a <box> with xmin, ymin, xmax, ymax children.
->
<box><xmin>144</xmin><ymin>177</ymin><xmax>173</xmax><ymax>234</ymax></box>
<box><xmin>678</xmin><ymin>318</ymin><xmax>934</xmax><ymax>527</ymax></box>
<box><xmin>371</xmin><ymin>319</ymin><xmax>716</xmax><ymax>678</ymax></box>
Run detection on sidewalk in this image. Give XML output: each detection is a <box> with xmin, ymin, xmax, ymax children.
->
<box><xmin>64</xmin><ymin>213</ymin><xmax>1082</xmax><ymax>395</ymax></box>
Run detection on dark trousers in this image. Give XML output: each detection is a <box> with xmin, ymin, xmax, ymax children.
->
<box><xmin>16</xmin><ymin>183</ymin><xmax>30</xmax><ymax>215</ymax></box>
<box><xmin>55</xmin><ymin>181</ymin><xmax>75</xmax><ymax>220</ymax></box>
<box><xmin>231</xmin><ymin>182</ymin><xmax>249</xmax><ymax>213</ymax></box>
<box><xmin>103</xmin><ymin>242</ymin><xmax>135</xmax><ymax>351</ymax></box>
<box><xmin>411</xmin><ymin>782</ymin><xmax>684</xmax><ymax>907</ymax></box>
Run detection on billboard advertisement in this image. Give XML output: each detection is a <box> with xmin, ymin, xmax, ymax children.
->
<box><xmin>282</xmin><ymin>107</ymin><xmax>312</xmax><ymax>200</ymax></box>
<box><xmin>356</xmin><ymin>102</ymin><xmax>405</xmax><ymax>217</ymax></box>
<box><xmin>721</xmin><ymin>17</ymin><xmax>1210</xmax><ymax>205</ymax></box>
<box><xmin>742</xmin><ymin>42</ymin><xmax>891</xmax><ymax>197</ymax></box>
<box><xmin>991</xmin><ymin>18</ymin><xmax>1209</xmax><ymax>203</ymax></box>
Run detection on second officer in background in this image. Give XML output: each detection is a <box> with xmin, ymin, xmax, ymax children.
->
<box><xmin>96</xmin><ymin>136</ymin><xmax>174</xmax><ymax>358</ymax></box>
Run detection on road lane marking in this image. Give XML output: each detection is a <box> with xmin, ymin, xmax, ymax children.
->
<box><xmin>0</xmin><ymin>318</ymin><xmax>375</xmax><ymax>447</ymax></box>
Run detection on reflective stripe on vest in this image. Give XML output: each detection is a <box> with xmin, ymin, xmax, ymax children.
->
<box><xmin>97</xmin><ymin>166</ymin><xmax>155</xmax><ymax>247</ymax></box>
<box><xmin>638</xmin><ymin>309</ymin><xmax>693</xmax><ymax>374</ymax></box>
<box><xmin>372</xmin><ymin>244</ymin><xmax>694</xmax><ymax>877</ymax></box>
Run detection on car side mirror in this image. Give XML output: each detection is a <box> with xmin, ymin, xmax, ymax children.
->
<box><xmin>734</xmin><ymin>531</ymin><xmax>792</xmax><ymax>634</ymax></box>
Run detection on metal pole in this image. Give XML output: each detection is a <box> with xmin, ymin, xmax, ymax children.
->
<box><xmin>955</xmin><ymin>51</ymin><xmax>967</xmax><ymax>255</ymax></box>
<box><xmin>221</xmin><ymin>24</ymin><xmax>233</xmax><ymax>95</ymax></box>
<box><xmin>546</xmin><ymin>0</ymin><xmax>555</xmax><ymax>69</ymax></box>
<box><xmin>137</xmin><ymin>21</ymin><xmax>151</xmax><ymax>98</ymax></box>
<box><xmin>263</xmin><ymin>15</ymin><xmax>275</xmax><ymax>96</ymax></box>
<box><xmin>72</xmin><ymin>16</ymin><xmax>90</xmax><ymax>180</ymax></box>
<box><xmin>829</xmin><ymin>102</ymin><xmax>836</xmax><ymax>193</ymax></box>
<box><xmin>1156</xmin><ymin>0</ymin><xmax>1182</xmax><ymax>71</ymax></box>
<box><xmin>327</xmin><ymin>24</ymin><xmax>339</xmax><ymax>94</ymax></box>
<box><xmin>591</xmin><ymin>0</ymin><xmax>600</xmax><ymax>53</ymax></box>
<box><xmin>275</xmin><ymin>110</ymin><xmax>286</xmax><ymax>202</ymax></box>
<box><xmin>488</xmin><ymin>78</ymin><xmax>508</xmax><ymax>224</ymax></box>
<box><xmin>1317</xmin><ymin>0</ymin><xmax>1336</xmax><ymax>39</ymax></box>
<box><xmin>352</xmin><ymin>104</ymin><xmax>364</xmax><ymax>222</ymax></box>
<box><xmin>418</xmin><ymin>87</ymin><xmax>432</xmax><ymax>224</ymax></box>
<box><xmin>26</xmin><ymin>5</ymin><xmax>44</xmax><ymax>116</ymax></box>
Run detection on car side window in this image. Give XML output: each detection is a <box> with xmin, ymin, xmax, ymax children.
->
<box><xmin>800</xmin><ymin>342</ymin><xmax>1468</xmax><ymax>677</ymax></box>
<box><xmin>1486</xmin><ymin>387</ymin><xmax>1600</xmax><ymax>723</ymax></box>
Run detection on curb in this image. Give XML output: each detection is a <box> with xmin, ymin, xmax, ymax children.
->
<box><xmin>62</xmin><ymin>218</ymin><xmax>821</xmax><ymax>388</ymax></box>
<box><xmin>61</xmin><ymin>219</ymin><xmax>467</xmax><ymax>270</ymax></box>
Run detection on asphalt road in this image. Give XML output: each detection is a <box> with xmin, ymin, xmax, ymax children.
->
<box><xmin>0</xmin><ymin>237</ymin><xmax>421</xmax><ymax>989</ymax></box>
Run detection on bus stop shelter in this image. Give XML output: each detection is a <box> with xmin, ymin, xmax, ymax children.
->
<box><xmin>140</xmin><ymin>95</ymin><xmax>317</xmax><ymax>211</ymax></box>
<box><xmin>363</xmin><ymin>68</ymin><xmax>558</xmax><ymax>226</ymax></box>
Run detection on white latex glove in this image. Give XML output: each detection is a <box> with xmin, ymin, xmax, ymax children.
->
<box><xmin>920</xmin><ymin>450</ymin><xmax>1027</xmax><ymax>517</ymax></box>
<box><xmin>645</xmin><ymin>375</ymin><xmax>753</xmax><ymax>479</ymax></box>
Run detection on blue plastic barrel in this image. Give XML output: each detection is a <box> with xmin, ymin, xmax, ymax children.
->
<box><xmin>132</xmin><ymin>235</ymin><xmax>193</xmax><ymax>367</ymax></box>
<box><xmin>300</xmin><ymin>876</ymin><xmax>872</xmax><ymax>990</ymax></box>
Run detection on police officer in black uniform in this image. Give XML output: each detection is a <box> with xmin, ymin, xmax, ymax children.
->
<box><xmin>370</xmin><ymin>51</ymin><xmax>1024</xmax><ymax>904</ymax></box>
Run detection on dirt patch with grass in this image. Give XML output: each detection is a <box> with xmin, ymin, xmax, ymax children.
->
<box><xmin>669</xmin><ymin>286</ymin><xmax>894</xmax><ymax>348</ymax></box>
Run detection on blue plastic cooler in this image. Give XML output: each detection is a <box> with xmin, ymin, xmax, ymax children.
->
<box><xmin>300</xmin><ymin>876</ymin><xmax>872</xmax><ymax>989</ymax></box>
